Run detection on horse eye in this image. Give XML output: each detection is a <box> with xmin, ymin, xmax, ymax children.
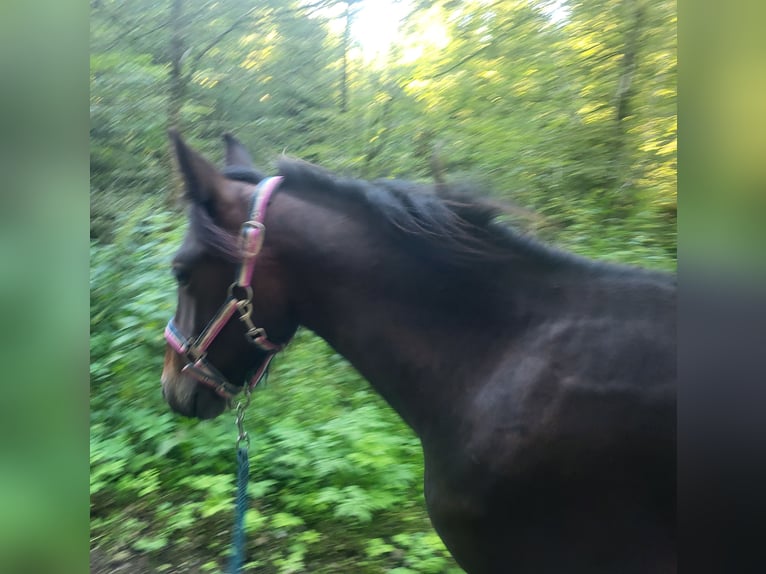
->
<box><xmin>172</xmin><ymin>265</ymin><xmax>191</xmax><ymax>287</ymax></box>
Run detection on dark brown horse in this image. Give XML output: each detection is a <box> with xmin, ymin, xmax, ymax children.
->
<box><xmin>161</xmin><ymin>132</ymin><xmax>676</xmax><ymax>574</ymax></box>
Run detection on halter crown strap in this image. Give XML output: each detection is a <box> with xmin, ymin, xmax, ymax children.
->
<box><xmin>238</xmin><ymin>176</ymin><xmax>282</xmax><ymax>287</ymax></box>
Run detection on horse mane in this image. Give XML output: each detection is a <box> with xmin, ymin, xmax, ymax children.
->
<box><xmin>222</xmin><ymin>165</ymin><xmax>265</xmax><ymax>184</ymax></box>
<box><xmin>275</xmin><ymin>157</ymin><xmax>578</xmax><ymax>271</ymax></box>
<box><xmin>188</xmin><ymin>205</ymin><xmax>243</xmax><ymax>263</ymax></box>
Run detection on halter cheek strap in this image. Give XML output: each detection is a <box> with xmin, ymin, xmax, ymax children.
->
<box><xmin>164</xmin><ymin>176</ymin><xmax>288</xmax><ymax>400</ymax></box>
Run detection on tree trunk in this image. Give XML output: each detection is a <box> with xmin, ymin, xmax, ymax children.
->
<box><xmin>615</xmin><ymin>0</ymin><xmax>645</xmax><ymax>123</ymax></box>
<box><xmin>167</xmin><ymin>0</ymin><xmax>185</xmax><ymax>203</ymax></box>
<box><xmin>340</xmin><ymin>2</ymin><xmax>351</xmax><ymax>113</ymax></box>
<box><xmin>168</xmin><ymin>0</ymin><xmax>185</xmax><ymax>131</ymax></box>
<box><xmin>612</xmin><ymin>0</ymin><xmax>646</xmax><ymax>204</ymax></box>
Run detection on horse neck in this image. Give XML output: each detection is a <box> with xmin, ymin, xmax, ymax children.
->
<box><xmin>266</xmin><ymin>190</ymin><xmax>547</xmax><ymax>437</ymax></box>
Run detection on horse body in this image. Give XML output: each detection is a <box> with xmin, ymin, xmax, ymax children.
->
<box><xmin>161</xmin><ymin>133</ymin><xmax>676</xmax><ymax>573</ymax></box>
<box><xmin>290</xmin><ymin>235</ymin><xmax>675</xmax><ymax>572</ymax></box>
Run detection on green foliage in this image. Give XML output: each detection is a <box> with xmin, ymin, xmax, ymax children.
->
<box><xmin>90</xmin><ymin>50</ymin><xmax>172</xmax><ymax>239</ymax></box>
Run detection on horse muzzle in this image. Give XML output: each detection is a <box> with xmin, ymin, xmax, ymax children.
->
<box><xmin>161</xmin><ymin>349</ymin><xmax>229</xmax><ymax>419</ymax></box>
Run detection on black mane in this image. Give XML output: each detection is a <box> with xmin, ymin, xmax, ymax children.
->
<box><xmin>188</xmin><ymin>204</ymin><xmax>243</xmax><ymax>263</ymax></box>
<box><xmin>276</xmin><ymin>158</ymin><xmax>588</xmax><ymax>271</ymax></box>
<box><xmin>222</xmin><ymin>165</ymin><xmax>265</xmax><ymax>184</ymax></box>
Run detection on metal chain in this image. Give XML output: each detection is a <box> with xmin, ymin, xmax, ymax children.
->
<box><xmin>235</xmin><ymin>386</ymin><xmax>252</xmax><ymax>448</ymax></box>
<box><xmin>229</xmin><ymin>387</ymin><xmax>252</xmax><ymax>573</ymax></box>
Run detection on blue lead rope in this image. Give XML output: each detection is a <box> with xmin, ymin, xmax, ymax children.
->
<box><xmin>228</xmin><ymin>445</ymin><xmax>250</xmax><ymax>573</ymax></box>
<box><xmin>228</xmin><ymin>370</ymin><xmax>268</xmax><ymax>572</ymax></box>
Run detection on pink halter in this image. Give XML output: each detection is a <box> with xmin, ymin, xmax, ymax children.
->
<box><xmin>164</xmin><ymin>176</ymin><xmax>288</xmax><ymax>400</ymax></box>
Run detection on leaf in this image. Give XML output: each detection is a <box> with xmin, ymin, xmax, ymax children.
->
<box><xmin>133</xmin><ymin>535</ymin><xmax>169</xmax><ymax>552</ymax></box>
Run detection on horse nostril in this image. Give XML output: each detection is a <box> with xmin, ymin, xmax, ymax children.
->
<box><xmin>161</xmin><ymin>386</ymin><xmax>167</xmax><ymax>400</ymax></box>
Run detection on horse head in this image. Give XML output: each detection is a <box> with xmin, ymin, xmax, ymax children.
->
<box><xmin>161</xmin><ymin>132</ymin><xmax>297</xmax><ymax>419</ymax></box>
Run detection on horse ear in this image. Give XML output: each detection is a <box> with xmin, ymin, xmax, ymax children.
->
<box><xmin>169</xmin><ymin>130</ymin><xmax>226</xmax><ymax>206</ymax></box>
<box><xmin>223</xmin><ymin>133</ymin><xmax>254</xmax><ymax>168</ymax></box>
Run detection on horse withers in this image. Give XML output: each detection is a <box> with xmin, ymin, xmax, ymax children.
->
<box><xmin>161</xmin><ymin>132</ymin><xmax>676</xmax><ymax>573</ymax></box>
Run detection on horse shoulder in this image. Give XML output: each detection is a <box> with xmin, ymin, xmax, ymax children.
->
<box><xmin>421</xmin><ymin>315</ymin><xmax>676</xmax><ymax>572</ymax></box>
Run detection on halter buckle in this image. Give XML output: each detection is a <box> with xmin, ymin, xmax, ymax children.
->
<box><xmin>241</xmin><ymin>220</ymin><xmax>265</xmax><ymax>258</ymax></box>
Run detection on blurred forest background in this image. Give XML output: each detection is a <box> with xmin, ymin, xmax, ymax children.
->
<box><xmin>90</xmin><ymin>0</ymin><xmax>676</xmax><ymax>572</ymax></box>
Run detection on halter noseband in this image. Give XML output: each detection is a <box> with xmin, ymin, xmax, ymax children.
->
<box><xmin>164</xmin><ymin>176</ymin><xmax>287</xmax><ymax>401</ymax></box>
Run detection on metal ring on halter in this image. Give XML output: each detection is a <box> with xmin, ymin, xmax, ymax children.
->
<box><xmin>228</xmin><ymin>283</ymin><xmax>253</xmax><ymax>303</ymax></box>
